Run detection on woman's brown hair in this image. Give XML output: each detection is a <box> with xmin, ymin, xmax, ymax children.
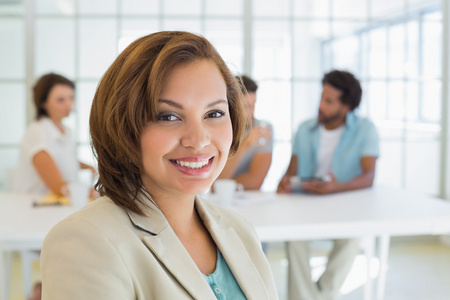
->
<box><xmin>33</xmin><ymin>73</ymin><xmax>75</xmax><ymax>119</ymax></box>
<box><xmin>90</xmin><ymin>31</ymin><xmax>247</xmax><ymax>215</ymax></box>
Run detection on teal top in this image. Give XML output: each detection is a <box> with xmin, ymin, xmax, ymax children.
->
<box><xmin>202</xmin><ymin>249</ymin><xmax>247</xmax><ymax>300</ymax></box>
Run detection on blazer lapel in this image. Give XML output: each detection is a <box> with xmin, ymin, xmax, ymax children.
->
<box><xmin>126</xmin><ymin>194</ymin><xmax>216</xmax><ymax>300</ymax></box>
<box><xmin>196</xmin><ymin>199</ymin><xmax>270</xmax><ymax>299</ymax></box>
<box><xmin>142</xmin><ymin>228</ymin><xmax>216</xmax><ymax>299</ymax></box>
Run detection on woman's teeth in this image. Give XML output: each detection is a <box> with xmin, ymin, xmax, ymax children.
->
<box><xmin>175</xmin><ymin>159</ymin><xmax>209</xmax><ymax>169</ymax></box>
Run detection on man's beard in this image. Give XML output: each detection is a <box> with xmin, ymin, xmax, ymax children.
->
<box><xmin>318</xmin><ymin>109</ymin><xmax>345</xmax><ymax>125</ymax></box>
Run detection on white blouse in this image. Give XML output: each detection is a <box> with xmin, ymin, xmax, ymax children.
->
<box><xmin>14</xmin><ymin>117</ymin><xmax>79</xmax><ymax>196</ymax></box>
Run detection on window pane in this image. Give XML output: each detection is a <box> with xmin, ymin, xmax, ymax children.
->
<box><xmin>36</xmin><ymin>0</ymin><xmax>75</xmax><ymax>15</ymax></box>
<box><xmin>333</xmin><ymin>21</ymin><xmax>365</xmax><ymax>37</ymax></box>
<box><xmin>0</xmin><ymin>19</ymin><xmax>25</xmax><ymax>79</ymax></box>
<box><xmin>358</xmin><ymin>81</ymin><xmax>369</xmax><ymax>116</ymax></box>
<box><xmin>0</xmin><ymin>83</ymin><xmax>26</xmax><ymax>144</ymax></box>
<box><xmin>408</xmin><ymin>0</ymin><xmax>440</xmax><ymax>15</ymax></box>
<box><xmin>331</xmin><ymin>22</ymin><xmax>365</xmax><ymax>74</ymax></box>
<box><xmin>371</xmin><ymin>0</ymin><xmax>405</xmax><ymax>20</ymax></box>
<box><xmin>292</xmin><ymin>81</ymin><xmax>322</xmax><ymax>132</ymax></box>
<box><xmin>255</xmin><ymin>80</ymin><xmax>292</xmax><ymax>142</ymax></box>
<box><xmin>406</xmin><ymin>21</ymin><xmax>419</xmax><ymax>78</ymax></box>
<box><xmin>388</xmin><ymin>24</ymin><xmax>404</xmax><ymax>78</ymax></box>
<box><xmin>161</xmin><ymin>19</ymin><xmax>201</xmax><ymax>33</ymax></box>
<box><xmin>387</xmin><ymin>81</ymin><xmax>404</xmax><ymax>120</ymax></box>
<box><xmin>422</xmin><ymin>9</ymin><xmax>442</xmax><ymax>21</ymax></box>
<box><xmin>331</xmin><ymin>36</ymin><xmax>360</xmax><ymax>72</ymax></box>
<box><xmin>35</xmin><ymin>18</ymin><xmax>75</xmax><ymax>78</ymax></box>
<box><xmin>262</xmin><ymin>142</ymin><xmax>291</xmax><ymax>192</ymax></box>
<box><xmin>120</xmin><ymin>0</ymin><xmax>159</xmax><ymax>15</ymax></box>
<box><xmin>369</xmin><ymin>26</ymin><xmax>387</xmax><ymax>78</ymax></box>
<box><xmin>163</xmin><ymin>0</ymin><xmax>201</xmax><ymax>15</ymax></box>
<box><xmin>293</xmin><ymin>21</ymin><xmax>330</xmax><ymax>78</ymax></box>
<box><xmin>79</xmin><ymin>0</ymin><xmax>117</xmax><ymax>14</ymax></box>
<box><xmin>367</xmin><ymin>81</ymin><xmax>387</xmax><ymax>120</ymax></box>
<box><xmin>374</xmin><ymin>138</ymin><xmax>402</xmax><ymax>188</ymax></box>
<box><xmin>0</xmin><ymin>2</ymin><xmax>24</xmax><ymax>14</ymax></box>
<box><xmin>405</xmin><ymin>133</ymin><xmax>440</xmax><ymax>195</ymax></box>
<box><xmin>422</xmin><ymin>81</ymin><xmax>441</xmax><ymax>122</ymax></box>
<box><xmin>253</xmin><ymin>21</ymin><xmax>291</xmax><ymax>79</ymax></box>
<box><xmin>77</xmin><ymin>82</ymin><xmax>97</xmax><ymax>143</ymax></box>
<box><xmin>254</xmin><ymin>0</ymin><xmax>290</xmax><ymax>17</ymax></box>
<box><xmin>405</xmin><ymin>81</ymin><xmax>419</xmax><ymax>121</ymax></box>
<box><xmin>204</xmin><ymin>20</ymin><xmax>244</xmax><ymax>74</ymax></box>
<box><xmin>294</xmin><ymin>0</ymin><xmax>329</xmax><ymax>18</ymax></box>
<box><xmin>206</xmin><ymin>0</ymin><xmax>243</xmax><ymax>16</ymax></box>
<box><xmin>119</xmin><ymin>19</ymin><xmax>159</xmax><ymax>53</ymax></box>
<box><xmin>360</xmin><ymin>32</ymin><xmax>370</xmax><ymax>78</ymax></box>
<box><xmin>422</xmin><ymin>20</ymin><xmax>442</xmax><ymax>79</ymax></box>
<box><xmin>0</xmin><ymin>148</ymin><xmax>20</xmax><ymax>190</ymax></box>
<box><xmin>79</xmin><ymin>19</ymin><xmax>117</xmax><ymax>78</ymax></box>
<box><xmin>333</xmin><ymin>0</ymin><xmax>367</xmax><ymax>19</ymax></box>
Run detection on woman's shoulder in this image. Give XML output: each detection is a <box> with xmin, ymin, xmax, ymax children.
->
<box><xmin>45</xmin><ymin>196</ymin><xmax>130</xmax><ymax>241</ymax></box>
<box><xmin>24</xmin><ymin>119</ymin><xmax>44</xmax><ymax>134</ymax></box>
<box><xmin>23</xmin><ymin>118</ymin><xmax>54</xmax><ymax>139</ymax></box>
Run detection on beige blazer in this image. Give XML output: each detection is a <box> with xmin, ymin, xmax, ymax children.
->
<box><xmin>41</xmin><ymin>193</ymin><xmax>278</xmax><ymax>299</ymax></box>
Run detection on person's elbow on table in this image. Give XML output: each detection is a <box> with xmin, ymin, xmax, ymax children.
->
<box><xmin>277</xmin><ymin>176</ymin><xmax>292</xmax><ymax>194</ymax></box>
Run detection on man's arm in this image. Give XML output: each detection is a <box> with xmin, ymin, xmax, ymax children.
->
<box><xmin>233</xmin><ymin>152</ymin><xmax>272</xmax><ymax>190</ymax></box>
<box><xmin>276</xmin><ymin>155</ymin><xmax>298</xmax><ymax>193</ymax></box>
<box><xmin>218</xmin><ymin>126</ymin><xmax>272</xmax><ymax>188</ymax></box>
<box><xmin>302</xmin><ymin>156</ymin><xmax>377</xmax><ymax>194</ymax></box>
<box><xmin>218</xmin><ymin>144</ymin><xmax>251</xmax><ymax>179</ymax></box>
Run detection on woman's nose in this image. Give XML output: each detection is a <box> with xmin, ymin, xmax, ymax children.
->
<box><xmin>180</xmin><ymin>121</ymin><xmax>210</xmax><ymax>150</ymax></box>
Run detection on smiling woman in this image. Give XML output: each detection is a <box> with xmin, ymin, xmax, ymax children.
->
<box><xmin>140</xmin><ymin>60</ymin><xmax>233</xmax><ymax>199</ymax></box>
<box><xmin>40</xmin><ymin>31</ymin><xmax>279</xmax><ymax>300</ymax></box>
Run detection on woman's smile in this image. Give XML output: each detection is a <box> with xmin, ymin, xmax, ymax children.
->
<box><xmin>140</xmin><ymin>59</ymin><xmax>233</xmax><ymax>197</ymax></box>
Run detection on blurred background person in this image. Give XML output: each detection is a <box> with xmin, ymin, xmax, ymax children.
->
<box><xmin>217</xmin><ymin>75</ymin><xmax>272</xmax><ymax>190</ymax></box>
<box><xmin>277</xmin><ymin>70</ymin><xmax>379</xmax><ymax>300</ymax></box>
<box><xmin>13</xmin><ymin>73</ymin><xmax>96</xmax><ymax>197</ymax></box>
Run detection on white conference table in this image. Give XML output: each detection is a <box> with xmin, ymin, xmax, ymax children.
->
<box><xmin>2</xmin><ymin>187</ymin><xmax>450</xmax><ymax>300</ymax></box>
<box><xmin>0</xmin><ymin>193</ymin><xmax>78</xmax><ymax>300</ymax></box>
<box><xmin>221</xmin><ymin>186</ymin><xmax>450</xmax><ymax>300</ymax></box>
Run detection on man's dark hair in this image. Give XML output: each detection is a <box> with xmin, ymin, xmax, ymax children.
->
<box><xmin>322</xmin><ymin>70</ymin><xmax>362</xmax><ymax>111</ymax></box>
<box><xmin>235</xmin><ymin>75</ymin><xmax>258</xmax><ymax>94</ymax></box>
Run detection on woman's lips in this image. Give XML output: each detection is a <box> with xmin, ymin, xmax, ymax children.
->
<box><xmin>170</xmin><ymin>157</ymin><xmax>214</xmax><ymax>175</ymax></box>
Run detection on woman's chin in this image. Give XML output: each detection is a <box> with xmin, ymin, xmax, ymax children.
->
<box><xmin>178</xmin><ymin>182</ymin><xmax>213</xmax><ymax>197</ymax></box>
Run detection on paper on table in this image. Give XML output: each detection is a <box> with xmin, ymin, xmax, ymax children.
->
<box><xmin>33</xmin><ymin>193</ymin><xmax>70</xmax><ymax>207</ymax></box>
<box><xmin>32</xmin><ymin>193</ymin><xmax>95</xmax><ymax>207</ymax></box>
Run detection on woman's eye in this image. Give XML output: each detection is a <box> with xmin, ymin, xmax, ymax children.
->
<box><xmin>206</xmin><ymin>110</ymin><xmax>225</xmax><ymax>119</ymax></box>
<box><xmin>158</xmin><ymin>114</ymin><xmax>180</xmax><ymax>121</ymax></box>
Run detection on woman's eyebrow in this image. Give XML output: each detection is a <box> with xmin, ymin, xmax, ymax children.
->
<box><xmin>158</xmin><ymin>99</ymin><xmax>183</xmax><ymax>109</ymax></box>
<box><xmin>206</xmin><ymin>99</ymin><xmax>228</xmax><ymax>108</ymax></box>
<box><xmin>158</xmin><ymin>99</ymin><xmax>228</xmax><ymax>109</ymax></box>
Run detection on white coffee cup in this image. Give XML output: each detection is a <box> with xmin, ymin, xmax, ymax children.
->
<box><xmin>68</xmin><ymin>182</ymin><xmax>90</xmax><ymax>209</ymax></box>
<box><xmin>213</xmin><ymin>179</ymin><xmax>244</xmax><ymax>206</ymax></box>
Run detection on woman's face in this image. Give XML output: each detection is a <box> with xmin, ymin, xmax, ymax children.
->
<box><xmin>43</xmin><ymin>84</ymin><xmax>74</xmax><ymax>122</ymax></box>
<box><xmin>140</xmin><ymin>59</ymin><xmax>233</xmax><ymax>199</ymax></box>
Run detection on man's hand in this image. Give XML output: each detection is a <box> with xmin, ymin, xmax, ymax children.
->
<box><xmin>277</xmin><ymin>175</ymin><xmax>292</xmax><ymax>193</ymax></box>
<box><xmin>302</xmin><ymin>173</ymin><xmax>339</xmax><ymax>194</ymax></box>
